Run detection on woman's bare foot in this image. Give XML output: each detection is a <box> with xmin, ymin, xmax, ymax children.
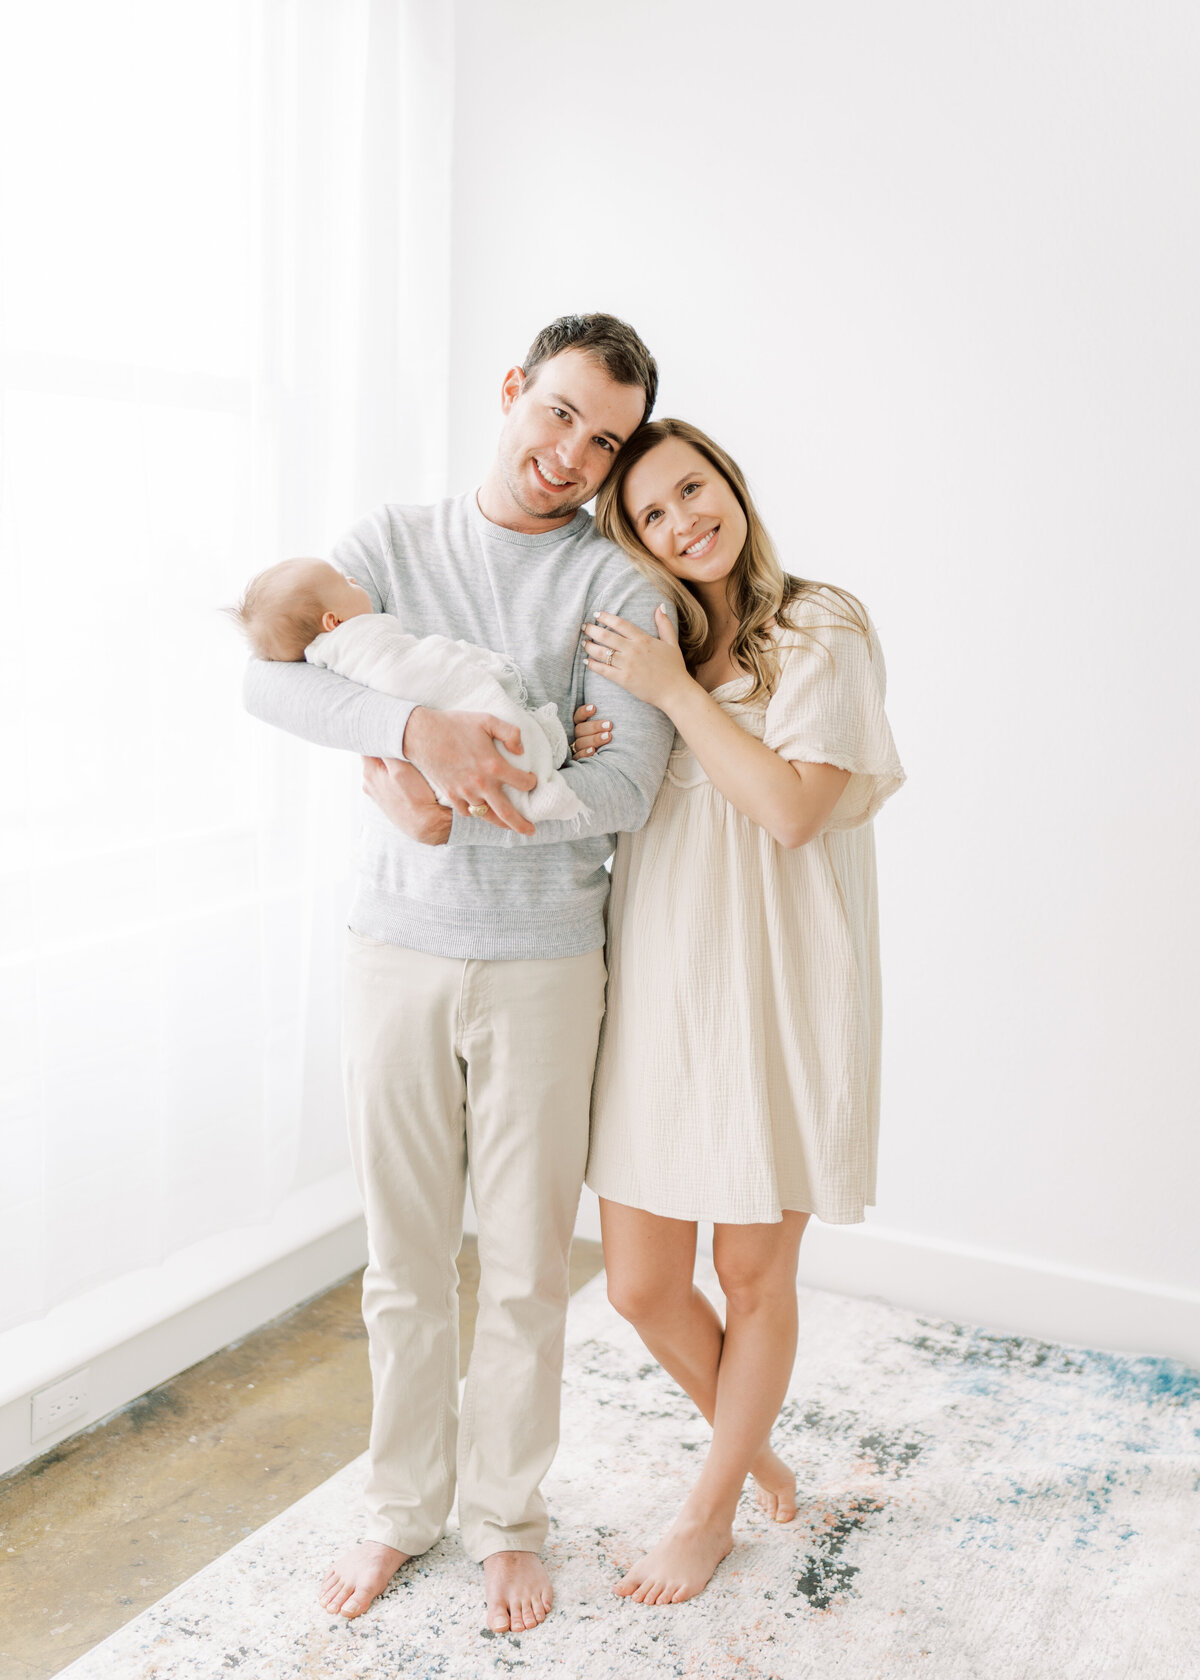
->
<box><xmin>751</xmin><ymin>1445</ymin><xmax>797</xmax><ymax>1521</ymax></box>
<box><xmin>613</xmin><ymin>1516</ymin><xmax>733</xmax><ymax>1606</ymax></box>
<box><xmin>319</xmin><ymin>1540</ymin><xmax>410</xmax><ymax>1618</ymax></box>
<box><xmin>482</xmin><ymin>1550</ymin><xmax>553</xmax><ymax>1633</ymax></box>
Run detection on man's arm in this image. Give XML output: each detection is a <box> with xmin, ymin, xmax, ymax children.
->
<box><xmin>241</xmin><ymin>509</ymin><xmax>416</xmax><ymax>759</ymax></box>
<box><xmin>245</xmin><ymin>660</ymin><xmax>540</xmax><ymax>833</ymax></box>
<box><xmin>441</xmin><ymin>712</ymin><xmax>671</xmax><ymax>845</ymax></box>
<box><xmin>443</xmin><ymin>584</ymin><xmax>677</xmax><ymax>847</ymax></box>
<box><xmin>244</xmin><ymin>507</ymin><xmax>540</xmax><ymax>831</ymax></box>
<box><xmin>243</xmin><ymin>657</ymin><xmax>415</xmax><ymax>759</ymax></box>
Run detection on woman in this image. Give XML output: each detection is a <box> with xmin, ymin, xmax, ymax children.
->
<box><xmin>572</xmin><ymin>418</ymin><xmax>904</xmax><ymax>1606</ymax></box>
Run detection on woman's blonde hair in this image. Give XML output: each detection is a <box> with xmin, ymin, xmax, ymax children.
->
<box><xmin>595</xmin><ymin>417</ymin><xmax>867</xmax><ymax>704</ymax></box>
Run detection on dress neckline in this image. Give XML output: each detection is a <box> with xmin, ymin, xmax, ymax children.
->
<box><xmin>697</xmin><ymin>622</ymin><xmax>785</xmax><ymax>700</ymax></box>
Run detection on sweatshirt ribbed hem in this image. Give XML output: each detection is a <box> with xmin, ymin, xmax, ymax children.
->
<box><xmin>348</xmin><ymin>881</ymin><xmax>607</xmax><ymax>962</ymax></box>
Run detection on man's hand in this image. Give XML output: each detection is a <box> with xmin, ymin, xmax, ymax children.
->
<box><xmin>361</xmin><ymin>757</ymin><xmax>453</xmax><ymax>846</ymax></box>
<box><xmin>402</xmin><ymin>707</ymin><xmax>538</xmax><ymax>836</ymax></box>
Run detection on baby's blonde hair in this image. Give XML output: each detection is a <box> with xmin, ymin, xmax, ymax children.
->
<box><xmin>226</xmin><ymin>559</ymin><xmax>327</xmax><ymax>662</ymax></box>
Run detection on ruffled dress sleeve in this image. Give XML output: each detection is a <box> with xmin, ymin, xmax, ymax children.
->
<box><xmin>762</xmin><ymin>591</ymin><xmax>905</xmax><ymax>831</ymax></box>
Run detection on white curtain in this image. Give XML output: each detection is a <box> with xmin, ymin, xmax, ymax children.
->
<box><xmin>0</xmin><ymin>0</ymin><xmax>452</xmax><ymax>1335</ymax></box>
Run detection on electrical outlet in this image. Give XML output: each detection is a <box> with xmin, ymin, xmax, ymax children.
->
<box><xmin>31</xmin><ymin>1368</ymin><xmax>91</xmax><ymax>1443</ymax></box>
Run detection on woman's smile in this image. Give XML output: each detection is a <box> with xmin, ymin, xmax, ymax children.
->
<box><xmin>680</xmin><ymin>525</ymin><xmax>719</xmax><ymax>559</ymax></box>
<box><xmin>622</xmin><ymin>436</ymin><xmax>749</xmax><ymax>591</ymax></box>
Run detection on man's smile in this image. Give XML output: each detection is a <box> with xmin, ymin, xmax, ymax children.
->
<box><xmin>532</xmin><ymin>456</ymin><xmax>573</xmax><ymax>491</ymax></box>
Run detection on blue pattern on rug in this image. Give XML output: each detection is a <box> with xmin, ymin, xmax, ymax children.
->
<box><xmin>58</xmin><ymin>1263</ymin><xmax>1199</xmax><ymax>1680</ymax></box>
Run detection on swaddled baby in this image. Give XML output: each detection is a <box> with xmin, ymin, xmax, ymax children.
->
<box><xmin>230</xmin><ymin>558</ymin><xmax>586</xmax><ymax>824</ymax></box>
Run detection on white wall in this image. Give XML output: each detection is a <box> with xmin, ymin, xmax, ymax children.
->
<box><xmin>448</xmin><ymin>0</ymin><xmax>1200</xmax><ymax>1342</ymax></box>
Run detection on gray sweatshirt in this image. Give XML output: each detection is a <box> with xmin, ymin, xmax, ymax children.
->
<box><xmin>242</xmin><ymin>492</ymin><xmax>676</xmax><ymax>960</ymax></box>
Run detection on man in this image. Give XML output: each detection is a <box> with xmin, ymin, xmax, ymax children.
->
<box><xmin>242</xmin><ymin>315</ymin><xmax>673</xmax><ymax>1633</ymax></box>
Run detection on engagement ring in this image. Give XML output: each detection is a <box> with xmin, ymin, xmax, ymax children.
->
<box><xmin>467</xmin><ymin>803</ymin><xmax>489</xmax><ymax>818</ymax></box>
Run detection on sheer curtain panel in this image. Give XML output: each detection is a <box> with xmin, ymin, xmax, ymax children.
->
<box><xmin>0</xmin><ymin>0</ymin><xmax>453</xmax><ymax>1337</ymax></box>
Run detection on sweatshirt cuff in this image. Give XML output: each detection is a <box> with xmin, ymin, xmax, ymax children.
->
<box><xmin>392</xmin><ymin>701</ymin><xmax>417</xmax><ymax>762</ymax></box>
<box><xmin>447</xmin><ymin>809</ymin><xmax>512</xmax><ymax>848</ymax></box>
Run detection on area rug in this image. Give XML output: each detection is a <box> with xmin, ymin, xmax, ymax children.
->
<box><xmin>56</xmin><ymin>1260</ymin><xmax>1197</xmax><ymax>1680</ymax></box>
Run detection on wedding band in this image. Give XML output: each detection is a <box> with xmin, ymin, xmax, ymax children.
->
<box><xmin>467</xmin><ymin>803</ymin><xmax>489</xmax><ymax>818</ymax></box>
<box><xmin>606</xmin><ymin>648</ymin><xmax>614</xmax><ymax>664</ymax></box>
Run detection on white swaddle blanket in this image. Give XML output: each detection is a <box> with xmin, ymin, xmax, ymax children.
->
<box><xmin>305</xmin><ymin>612</ymin><xmax>588</xmax><ymax>825</ymax></box>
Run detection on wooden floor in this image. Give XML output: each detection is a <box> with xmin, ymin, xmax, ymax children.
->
<box><xmin>0</xmin><ymin>1236</ymin><xmax>605</xmax><ymax>1680</ymax></box>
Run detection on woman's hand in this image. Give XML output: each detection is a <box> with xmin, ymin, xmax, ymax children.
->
<box><xmin>571</xmin><ymin>703</ymin><xmax>612</xmax><ymax>759</ymax></box>
<box><xmin>582</xmin><ymin>607</ymin><xmax>691</xmax><ymax>709</ymax></box>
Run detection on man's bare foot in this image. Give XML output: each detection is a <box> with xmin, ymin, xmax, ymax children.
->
<box><xmin>751</xmin><ymin>1445</ymin><xmax>797</xmax><ymax>1522</ymax></box>
<box><xmin>320</xmin><ymin>1540</ymin><xmax>410</xmax><ymax>1618</ymax></box>
<box><xmin>482</xmin><ymin>1550</ymin><xmax>553</xmax><ymax>1633</ymax></box>
<box><xmin>613</xmin><ymin>1516</ymin><xmax>733</xmax><ymax>1606</ymax></box>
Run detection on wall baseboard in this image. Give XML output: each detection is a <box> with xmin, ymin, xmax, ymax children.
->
<box><xmin>6</xmin><ymin>1186</ymin><xmax>1195</xmax><ymax>1485</ymax></box>
<box><xmin>796</xmin><ymin>1220</ymin><xmax>1200</xmax><ymax>1366</ymax></box>
<box><xmin>561</xmin><ymin>1196</ymin><xmax>1200</xmax><ymax>1365</ymax></box>
<box><xmin>528</xmin><ymin>1195</ymin><xmax>1200</xmax><ymax>1367</ymax></box>
<box><xmin>0</xmin><ymin>1172</ymin><xmax>367</xmax><ymax>1482</ymax></box>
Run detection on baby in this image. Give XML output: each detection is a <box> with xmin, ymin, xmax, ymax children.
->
<box><xmin>230</xmin><ymin>558</ymin><xmax>586</xmax><ymax>825</ymax></box>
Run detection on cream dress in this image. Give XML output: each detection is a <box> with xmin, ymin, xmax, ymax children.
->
<box><xmin>585</xmin><ymin>591</ymin><xmax>905</xmax><ymax>1226</ymax></box>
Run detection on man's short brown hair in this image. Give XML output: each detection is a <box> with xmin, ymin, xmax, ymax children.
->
<box><xmin>521</xmin><ymin>313</ymin><xmax>658</xmax><ymax>423</ymax></box>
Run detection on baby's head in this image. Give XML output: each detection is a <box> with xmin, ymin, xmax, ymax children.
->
<box><xmin>228</xmin><ymin>559</ymin><xmax>373</xmax><ymax>661</ymax></box>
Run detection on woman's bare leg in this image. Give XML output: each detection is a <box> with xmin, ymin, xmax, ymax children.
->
<box><xmin>600</xmin><ymin>1200</ymin><xmax>799</xmax><ymax>1519</ymax></box>
<box><xmin>601</xmin><ymin>1200</ymin><xmax>809</xmax><ymax>1604</ymax></box>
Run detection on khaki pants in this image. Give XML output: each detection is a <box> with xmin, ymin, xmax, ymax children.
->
<box><xmin>341</xmin><ymin>933</ymin><xmax>606</xmax><ymax>1562</ymax></box>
